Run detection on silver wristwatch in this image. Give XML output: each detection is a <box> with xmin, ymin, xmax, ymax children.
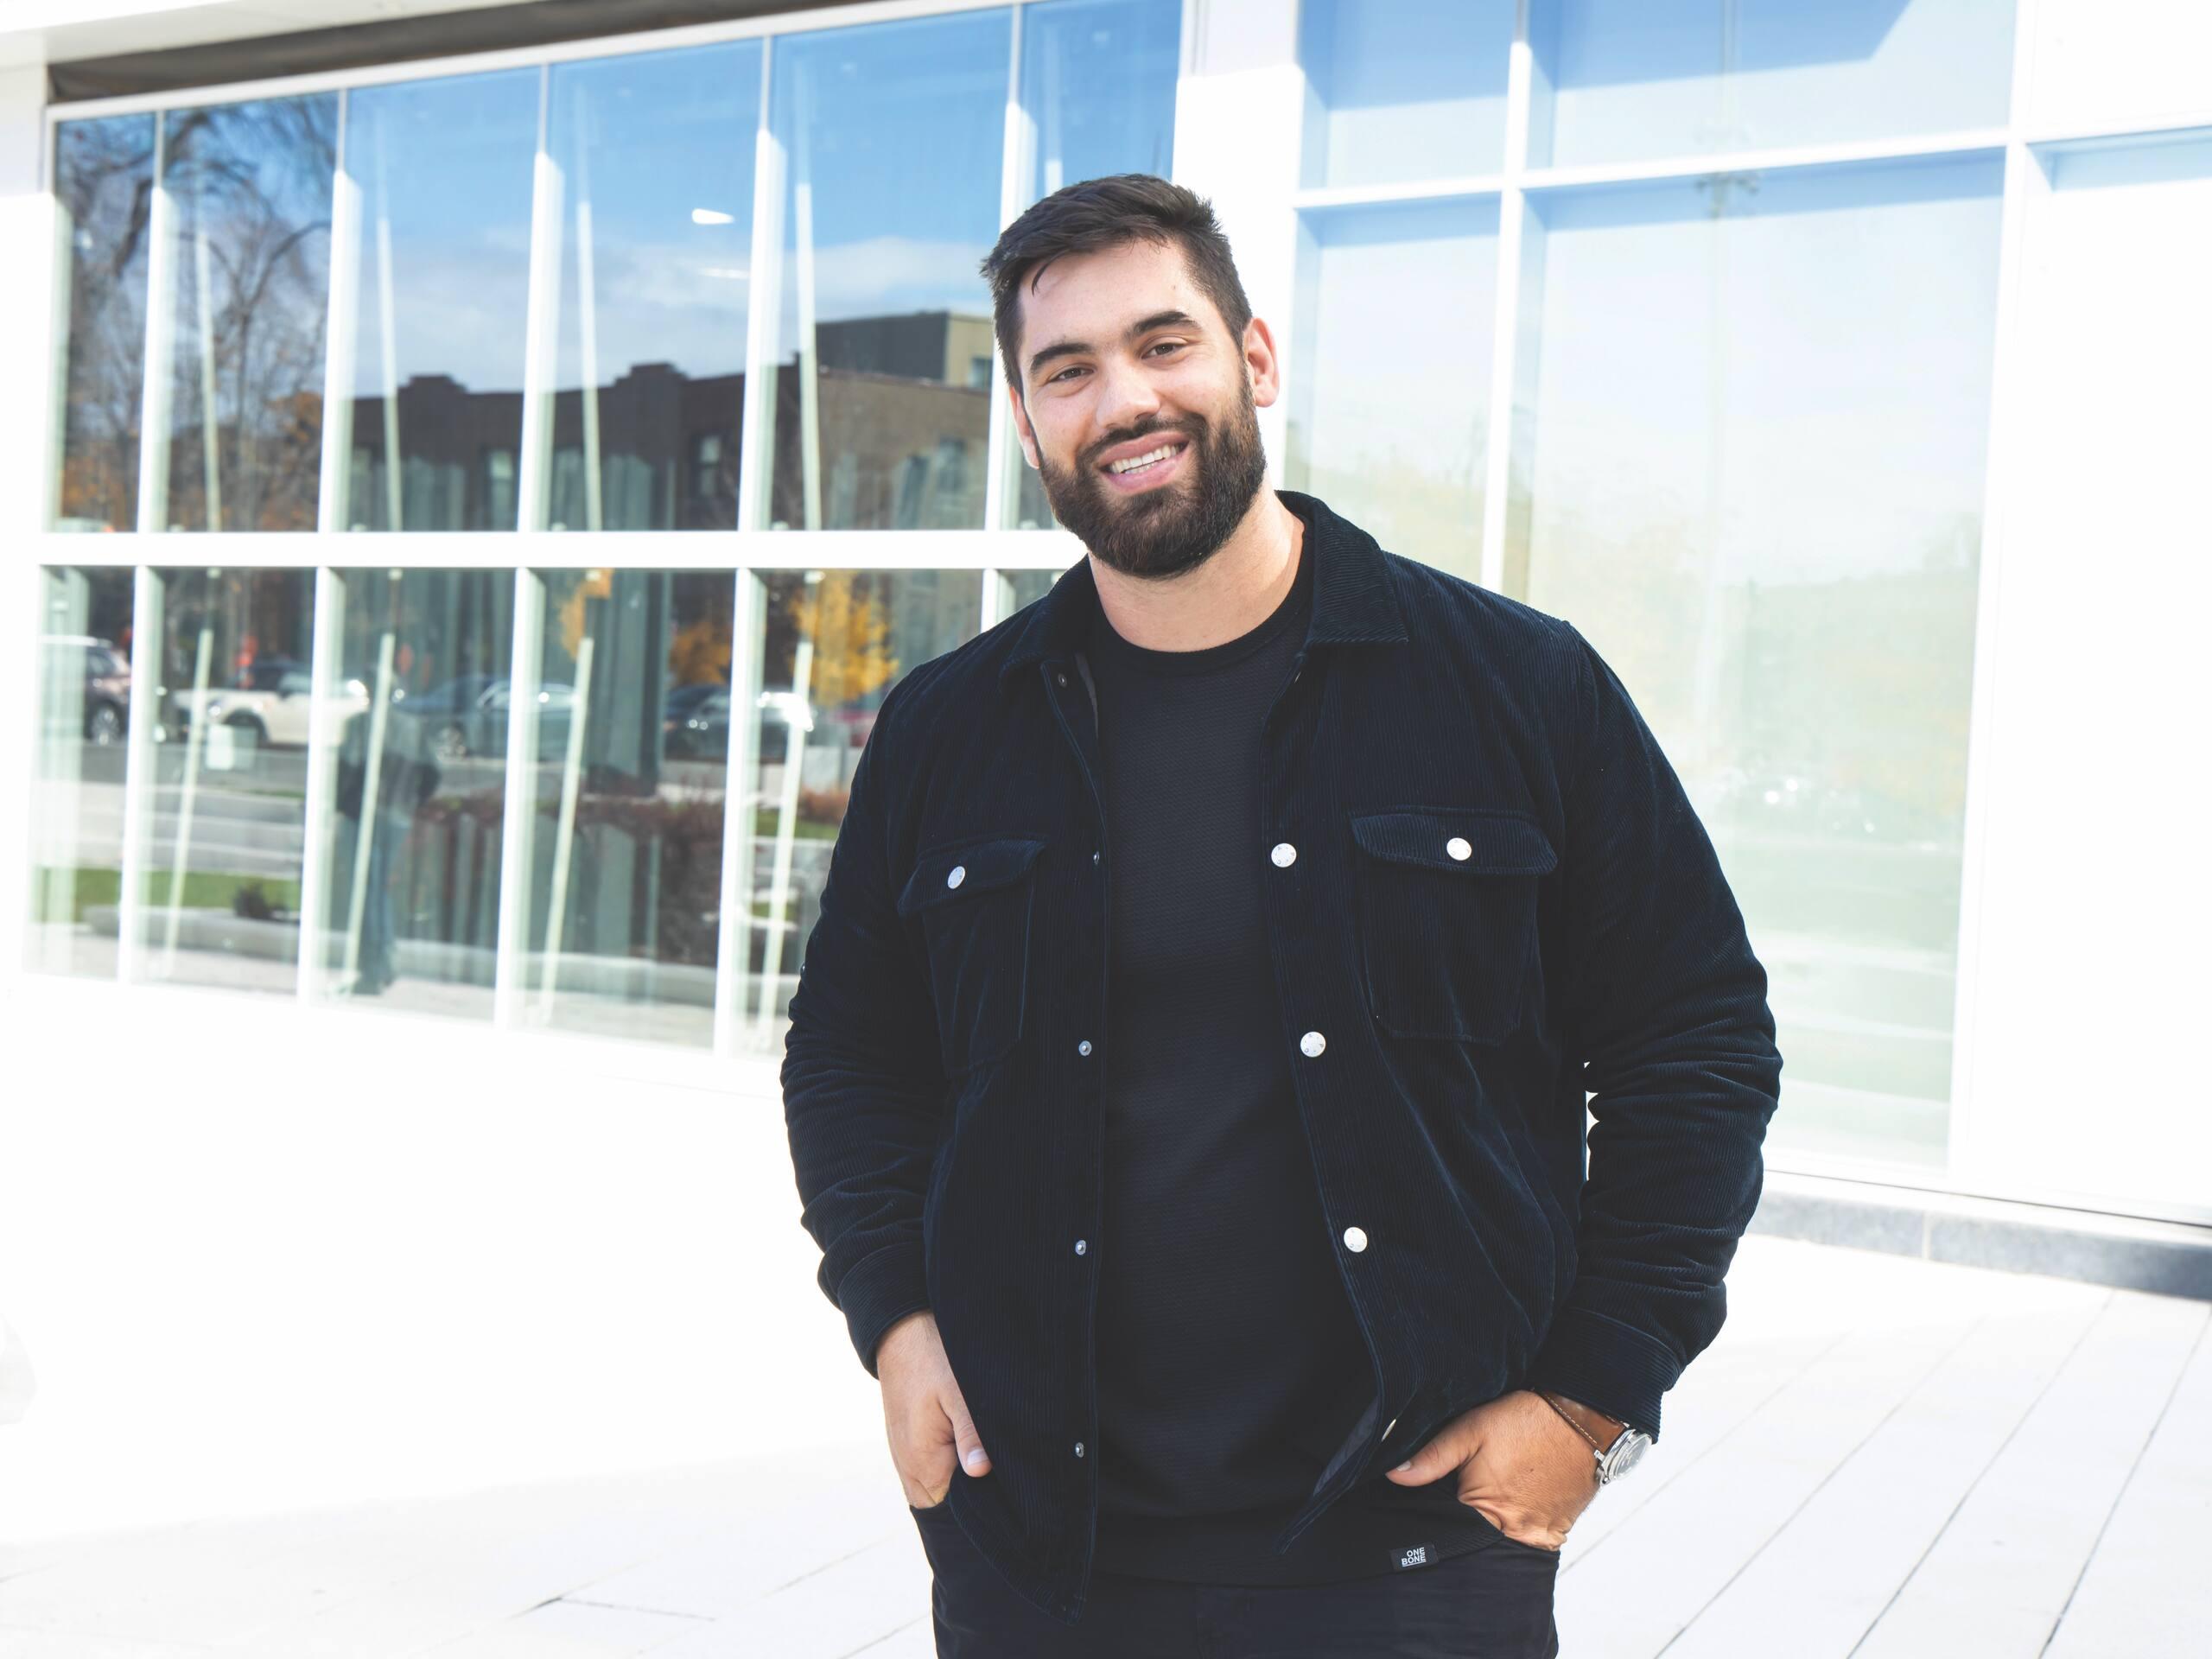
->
<box><xmin>1538</xmin><ymin>1389</ymin><xmax>1652</xmax><ymax>1484</ymax></box>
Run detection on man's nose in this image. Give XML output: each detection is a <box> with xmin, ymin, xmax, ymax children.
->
<box><xmin>1091</xmin><ymin>356</ymin><xmax>1163</xmax><ymax>438</ymax></box>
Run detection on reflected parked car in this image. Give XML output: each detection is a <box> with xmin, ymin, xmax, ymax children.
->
<box><xmin>164</xmin><ymin>658</ymin><xmax>371</xmax><ymax>752</ymax></box>
<box><xmin>664</xmin><ymin>683</ymin><xmax>732</xmax><ymax>760</ymax></box>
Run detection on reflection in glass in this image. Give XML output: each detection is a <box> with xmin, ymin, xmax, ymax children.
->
<box><xmin>29</xmin><ymin>568</ymin><xmax>137</xmax><ymax>976</ymax></box>
<box><xmin>1529</xmin><ymin>0</ymin><xmax>2016</xmax><ymax>168</ymax></box>
<box><xmin>763</xmin><ymin>11</ymin><xmax>1009</xmax><ymax>531</ymax></box>
<box><xmin>542</xmin><ymin>42</ymin><xmax>763</xmax><ymax>531</ymax></box>
<box><xmin>158</xmin><ymin>96</ymin><xmax>337</xmax><ymax>531</ymax></box>
<box><xmin>1514</xmin><ymin>157</ymin><xmax>2004</xmax><ymax>1169</ymax></box>
<box><xmin>734</xmin><ymin>569</ymin><xmax>982</xmax><ymax>1049</ymax></box>
<box><xmin>54</xmin><ymin>117</ymin><xmax>156</xmax><ymax>532</ymax></box>
<box><xmin>1298</xmin><ymin>0</ymin><xmax>1515</xmax><ymax>188</ymax></box>
<box><xmin>519</xmin><ymin>569</ymin><xmax>736</xmax><ymax>1046</ymax></box>
<box><xmin>1287</xmin><ymin>201</ymin><xmax>1497</xmax><ymax>581</ymax></box>
<box><xmin>1008</xmin><ymin>0</ymin><xmax>1183</xmax><ymax>531</ymax></box>
<box><xmin>338</xmin><ymin>70</ymin><xmax>538</xmax><ymax>531</ymax></box>
<box><xmin>313</xmin><ymin>569</ymin><xmax>515</xmax><ymax>1015</ymax></box>
<box><xmin>136</xmin><ymin>569</ymin><xmax>318</xmax><ymax>990</ymax></box>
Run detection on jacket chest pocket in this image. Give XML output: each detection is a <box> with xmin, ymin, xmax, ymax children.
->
<box><xmin>1349</xmin><ymin>808</ymin><xmax>1557</xmax><ymax>1044</ymax></box>
<box><xmin>896</xmin><ymin>835</ymin><xmax>1048</xmax><ymax>1076</ymax></box>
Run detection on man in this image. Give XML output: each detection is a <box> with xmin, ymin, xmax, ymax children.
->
<box><xmin>782</xmin><ymin>174</ymin><xmax>1783</xmax><ymax>1656</ymax></box>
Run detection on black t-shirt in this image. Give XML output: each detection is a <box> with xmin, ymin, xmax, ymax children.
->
<box><xmin>1080</xmin><ymin>495</ymin><xmax>1498</xmax><ymax>1584</ymax></box>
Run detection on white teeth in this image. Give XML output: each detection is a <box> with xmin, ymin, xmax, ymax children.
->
<box><xmin>1108</xmin><ymin>443</ymin><xmax>1180</xmax><ymax>474</ymax></box>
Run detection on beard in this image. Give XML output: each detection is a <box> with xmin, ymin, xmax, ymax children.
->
<box><xmin>1033</xmin><ymin>373</ymin><xmax>1269</xmax><ymax>581</ymax></box>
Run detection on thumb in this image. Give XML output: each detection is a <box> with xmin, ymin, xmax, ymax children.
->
<box><xmin>1382</xmin><ymin>1427</ymin><xmax>1463</xmax><ymax>1485</ymax></box>
<box><xmin>946</xmin><ymin>1398</ymin><xmax>991</xmax><ymax>1478</ymax></box>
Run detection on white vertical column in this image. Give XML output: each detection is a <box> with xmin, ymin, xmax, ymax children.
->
<box><xmin>114</xmin><ymin>563</ymin><xmax>163</xmax><ymax>982</ymax></box>
<box><xmin>983</xmin><ymin>3</ymin><xmax>1032</xmax><ymax>537</ymax></box>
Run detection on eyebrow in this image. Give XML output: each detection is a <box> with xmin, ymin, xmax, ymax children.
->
<box><xmin>1026</xmin><ymin>308</ymin><xmax>1203</xmax><ymax>384</ymax></box>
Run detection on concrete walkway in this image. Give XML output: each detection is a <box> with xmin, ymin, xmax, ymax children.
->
<box><xmin>1</xmin><ymin>1236</ymin><xmax>2205</xmax><ymax>1657</ymax></box>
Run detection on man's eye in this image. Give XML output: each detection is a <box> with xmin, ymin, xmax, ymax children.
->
<box><xmin>1147</xmin><ymin>340</ymin><xmax>1185</xmax><ymax>358</ymax></box>
<box><xmin>1047</xmin><ymin>365</ymin><xmax>1086</xmax><ymax>385</ymax></box>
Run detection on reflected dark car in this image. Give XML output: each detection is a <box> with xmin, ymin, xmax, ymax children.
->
<box><xmin>664</xmin><ymin>685</ymin><xmax>731</xmax><ymax>760</ymax></box>
<box><xmin>389</xmin><ymin>673</ymin><xmax>573</xmax><ymax>761</ymax></box>
<box><xmin>39</xmin><ymin>634</ymin><xmax>130</xmax><ymax>746</ymax></box>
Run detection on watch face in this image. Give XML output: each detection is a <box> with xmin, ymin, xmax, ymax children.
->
<box><xmin>1609</xmin><ymin>1432</ymin><xmax>1651</xmax><ymax>1478</ymax></box>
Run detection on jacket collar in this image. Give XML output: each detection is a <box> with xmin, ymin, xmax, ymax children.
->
<box><xmin>995</xmin><ymin>487</ymin><xmax>1408</xmax><ymax>690</ymax></box>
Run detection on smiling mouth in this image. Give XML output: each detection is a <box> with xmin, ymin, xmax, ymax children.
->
<box><xmin>1100</xmin><ymin>439</ymin><xmax>1187</xmax><ymax>479</ymax></box>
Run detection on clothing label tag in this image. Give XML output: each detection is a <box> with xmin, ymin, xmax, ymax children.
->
<box><xmin>1391</xmin><ymin>1542</ymin><xmax>1433</xmax><ymax>1571</ymax></box>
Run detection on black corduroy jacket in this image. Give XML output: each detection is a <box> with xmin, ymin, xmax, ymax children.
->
<box><xmin>780</xmin><ymin>486</ymin><xmax>1783</xmax><ymax>1625</ymax></box>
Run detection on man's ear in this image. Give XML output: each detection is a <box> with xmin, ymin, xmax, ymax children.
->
<box><xmin>1006</xmin><ymin>379</ymin><xmax>1042</xmax><ymax>471</ymax></box>
<box><xmin>1243</xmin><ymin>314</ymin><xmax>1283</xmax><ymax>410</ymax></box>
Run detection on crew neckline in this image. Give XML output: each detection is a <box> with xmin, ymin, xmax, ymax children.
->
<box><xmin>1087</xmin><ymin>499</ymin><xmax>1315</xmax><ymax>679</ymax></box>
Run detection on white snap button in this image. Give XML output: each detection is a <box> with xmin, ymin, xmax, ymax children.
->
<box><xmin>1077</xmin><ymin>1039</ymin><xmax>1093</xmax><ymax>1057</ymax></box>
<box><xmin>1446</xmin><ymin>837</ymin><xmax>1471</xmax><ymax>861</ymax></box>
<box><xmin>947</xmin><ymin>865</ymin><xmax>966</xmax><ymax>888</ymax></box>
<box><xmin>1074</xmin><ymin>1239</ymin><xmax>1087</xmax><ymax>1255</ymax></box>
<box><xmin>1343</xmin><ymin>1226</ymin><xmax>1368</xmax><ymax>1253</ymax></box>
<box><xmin>1271</xmin><ymin>842</ymin><xmax>1297</xmax><ymax>868</ymax></box>
<box><xmin>1300</xmin><ymin>1031</ymin><xmax>1326</xmax><ymax>1058</ymax></box>
<box><xmin>1074</xmin><ymin>1441</ymin><xmax>1085</xmax><ymax>1458</ymax></box>
<box><xmin>1383</xmin><ymin>1416</ymin><xmax>1398</xmax><ymax>1438</ymax></box>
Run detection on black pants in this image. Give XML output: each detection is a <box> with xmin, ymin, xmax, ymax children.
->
<box><xmin>909</xmin><ymin>1503</ymin><xmax>1562</xmax><ymax>1658</ymax></box>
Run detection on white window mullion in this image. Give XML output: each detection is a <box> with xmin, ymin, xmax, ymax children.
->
<box><xmin>714</xmin><ymin>568</ymin><xmax>768</xmax><ymax>1057</ymax></box>
<box><xmin>1478</xmin><ymin>0</ymin><xmax>1537</xmax><ymax>596</ymax></box>
<box><xmin>493</xmin><ymin>568</ymin><xmax>548</xmax><ymax>1026</ymax></box>
<box><xmin>737</xmin><ymin>37</ymin><xmax>785</xmax><ymax>533</ymax></box>
<box><xmin>318</xmin><ymin>88</ymin><xmax>359</xmax><ymax>535</ymax></box>
<box><xmin>1943</xmin><ymin>0</ymin><xmax>2047</xmax><ymax>1189</ymax></box>
<box><xmin>113</xmin><ymin>563</ymin><xmax>163</xmax><ymax>982</ymax></box>
<box><xmin>135</xmin><ymin>111</ymin><xmax>176</xmax><ymax>533</ymax></box>
<box><xmin>517</xmin><ymin>64</ymin><xmax>564</xmax><ymax>533</ymax></box>
<box><xmin>295</xmin><ymin>566</ymin><xmax>346</xmax><ymax>1000</ymax></box>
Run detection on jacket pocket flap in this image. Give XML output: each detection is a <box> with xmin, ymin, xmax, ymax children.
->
<box><xmin>897</xmin><ymin>836</ymin><xmax>1048</xmax><ymax>917</ymax></box>
<box><xmin>1350</xmin><ymin>809</ymin><xmax>1557</xmax><ymax>876</ymax></box>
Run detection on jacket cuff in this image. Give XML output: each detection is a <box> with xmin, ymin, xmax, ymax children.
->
<box><xmin>1522</xmin><ymin>1305</ymin><xmax>1681</xmax><ymax>1441</ymax></box>
<box><xmin>837</xmin><ymin>1244</ymin><xmax>931</xmax><ymax>1380</ymax></box>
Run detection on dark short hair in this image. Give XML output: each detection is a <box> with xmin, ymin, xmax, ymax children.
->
<box><xmin>979</xmin><ymin>172</ymin><xmax>1255</xmax><ymax>393</ymax></box>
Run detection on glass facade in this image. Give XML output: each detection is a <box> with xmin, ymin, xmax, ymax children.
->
<box><xmin>29</xmin><ymin>0</ymin><xmax>2210</xmax><ymax>1204</ymax></box>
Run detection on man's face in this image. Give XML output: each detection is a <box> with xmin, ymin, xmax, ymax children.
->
<box><xmin>1007</xmin><ymin>238</ymin><xmax>1275</xmax><ymax>581</ymax></box>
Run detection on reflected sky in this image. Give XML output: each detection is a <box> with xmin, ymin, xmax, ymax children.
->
<box><xmin>1300</xmin><ymin>0</ymin><xmax>1515</xmax><ymax>187</ymax></box>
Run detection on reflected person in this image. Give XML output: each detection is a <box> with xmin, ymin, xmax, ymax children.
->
<box><xmin>334</xmin><ymin>696</ymin><xmax>441</xmax><ymax>997</ymax></box>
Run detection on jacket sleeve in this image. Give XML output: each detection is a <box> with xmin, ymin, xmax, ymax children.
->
<box><xmin>1522</xmin><ymin>622</ymin><xmax>1784</xmax><ymax>1442</ymax></box>
<box><xmin>780</xmin><ymin>686</ymin><xmax>946</xmax><ymax>1380</ymax></box>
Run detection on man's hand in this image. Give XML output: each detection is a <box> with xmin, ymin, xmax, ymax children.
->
<box><xmin>1381</xmin><ymin>1389</ymin><xmax>1609</xmax><ymax>1550</ymax></box>
<box><xmin>877</xmin><ymin>1309</ymin><xmax>993</xmax><ymax>1509</ymax></box>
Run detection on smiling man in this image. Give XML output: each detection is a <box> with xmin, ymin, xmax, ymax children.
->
<box><xmin>780</xmin><ymin>174</ymin><xmax>1783</xmax><ymax>1656</ymax></box>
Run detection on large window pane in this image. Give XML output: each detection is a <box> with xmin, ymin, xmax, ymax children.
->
<box><xmin>54</xmin><ymin>116</ymin><xmax>155</xmax><ymax>532</ymax></box>
<box><xmin>29</xmin><ymin>567</ymin><xmax>137</xmax><ymax>976</ymax></box>
<box><xmin>1298</xmin><ymin>0</ymin><xmax>1516</xmax><ymax>188</ymax></box>
<box><xmin>1286</xmin><ymin>200</ymin><xmax>1497</xmax><ymax>582</ymax></box>
<box><xmin>762</xmin><ymin>10</ymin><xmax>1010</xmax><ymax>531</ymax></box>
<box><xmin>542</xmin><ymin>42</ymin><xmax>762</xmax><ymax>532</ymax></box>
<box><xmin>1008</xmin><ymin>0</ymin><xmax>1183</xmax><ymax>531</ymax></box>
<box><xmin>311</xmin><ymin>569</ymin><xmax>514</xmax><ymax>1014</ymax></box>
<box><xmin>340</xmin><ymin>70</ymin><xmax>538</xmax><ymax>531</ymax></box>
<box><xmin>1529</xmin><ymin>0</ymin><xmax>2016</xmax><ymax>168</ymax></box>
<box><xmin>1514</xmin><ymin>156</ymin><xmax>2005</xmax><ymax>1172</ymax></box>
<box><xmin>159</xmin><ymin>96</ymin><xmax>337</xmax><ymax>531</ymax></box>
<box><xmin>518</xmin><ymin>569</ymin><xmax>735</xmax><ymax>1046</ymax></box>
<box><xmin>136</xmin><ymin>569</ymin><xmax>317</xmax><ymax>990</ymax></box>
<box><xmin>733</xmin><ymin>569</ymin><xmax>982</xmax><ymax>1050</ymax></box>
